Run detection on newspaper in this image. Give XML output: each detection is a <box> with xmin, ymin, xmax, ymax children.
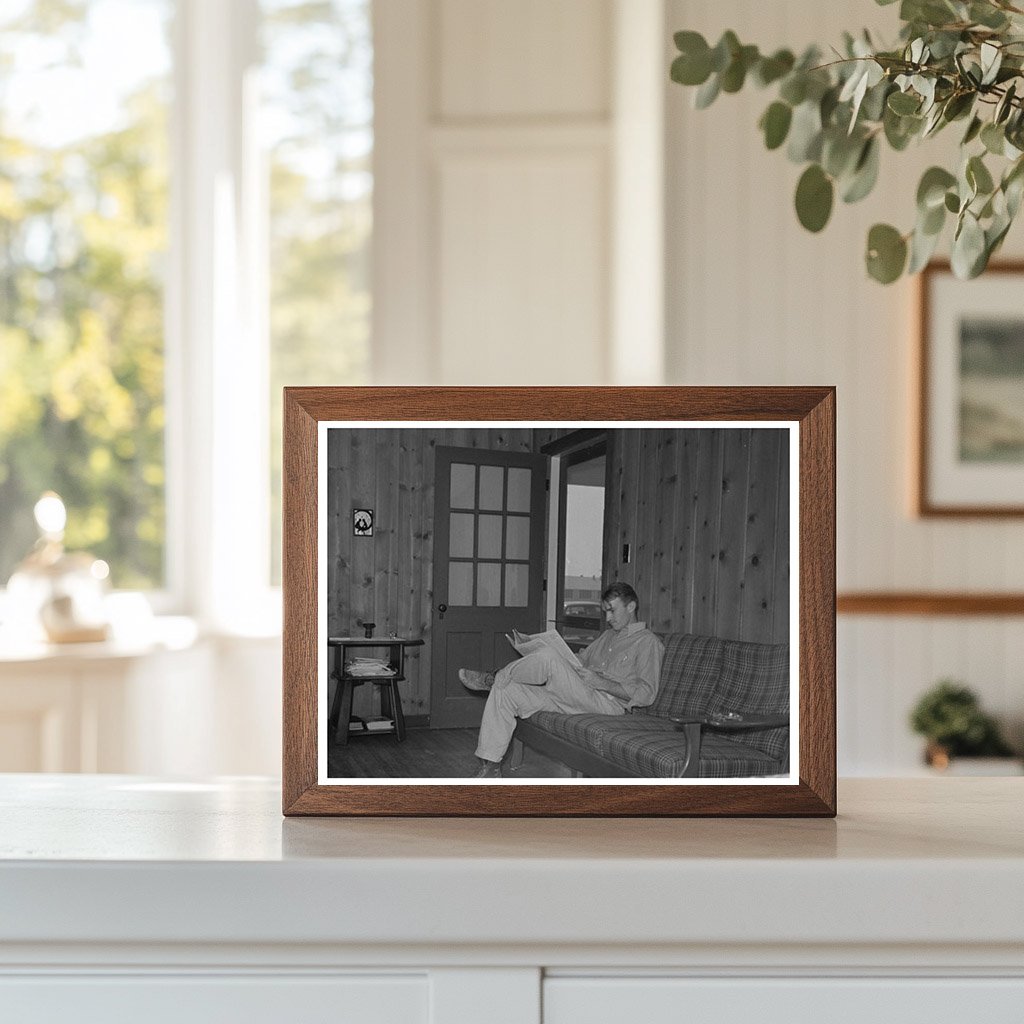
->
<box><xmin>505</xmin><ymin>628</ymin><xmax>583</xmax><ymax>672</ymax></box>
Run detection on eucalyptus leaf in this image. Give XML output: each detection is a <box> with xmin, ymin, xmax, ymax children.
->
<box><xmin>779</xmin><ymin>74</ymin><xmax>807</xmax><ymax>106</ymax></box>
<box><xmin>795</xmin><ymin>164</ymin><xmax>834</xmax><ymax>232</ymax></box>
<box><xmin>1004</xmin><ymin>155</ymin><xmax>1024</xmax><ymax>190</ymax></box>
<box><xmin>986</xmin><ymin>212</ymin><xmax>1012</xmax><ymax>259</ymax></box>
<box><xmin>884</xmin><ymin>106</ymin><xmax>920</xmax><ymax>150</ymax></box>
<box><xmin>1002</xmin><ymin>157</ymin><xmax>1024</xmax><ymax>216</ymax></box>
<box><xmin>962</xmin><ymin>115</ymin><xmax>983</xmax><ymax>145</ymax></box>
<box><xmin>967</xmin><ymin>154</ymin><xmax>995</xmax><ymax>195</ymax></box>
<box><xmin>721</xmin><ymin>45</ymin><xmax>759</xmax><ymax>93</ymax></box>
<box><xmin>915</xmin><ymin>75</ymin><xmax>937</xmax><ymax>109</ymax></box>
<box><xmin>904</xmin><ymin>0</ymin><xmax>959</xmax><ymax>28</ymax></box>
<box><xmin>922</xmin><ymin>102</ymin><xmax>946</xmax><ymax>137</ymax></box>
<box><xmin>840</xmin><ymin>59</ymin><xmax>885</xmax><ymax>131</ymax></box>
<box><xmin>926</xmin><ymin>30</ymin><xmax>962</xmax><ymax>60</ymax></box>
<box><xmin>801</xmin><ymin>68</ymin><xmax>833</xmax><ymax>104</ymax></box>
<box><xmin>970</xmin><ymin>2</ymin><xmax>1009</xmax><ymax>30</ymax></box>
<box><xmin>944</xmin><ymin>190</ymin><xmax>961</xmax><ymax>213</ymax></box>
<box><xmin>866</xmin><ymin>223</ymin><xmax>908</xmax><ymax>283</ymax></box>
<box><xmin>787</xmin><ymin>101</ymin><xmax>824</xmax><ymax>162</ymax></box>
<box><xmin>671</xmin><ymin>35</ymin><xmax>713</xmax><ymax>87</ymax></box>
<box><xmin>760</xmin><ymin>102</ymin><xmax>793</xmax><ymax>150</ymax></box>
<box><xmin>822</xmin><ymin>128</ymin><xmax>863</xmax><ymax>178</ymax></box>
<box><xmin>942</xmin><ymin>91</ymin><xmax>974</xmax><ymax>122</ymax></box>
<box><xmin>842</xmin><ymin>137</ymin><xmax>881</xmax><ymax>203</ymax></box>
<box><xmin>1006</xmin><ymin>172</ymin><xmax>1024</xmax><ymax>218</ymax></box>
<box><xmin>981</xmin><ymin>122</ymin><xmax>1005</xmax><ymax>155</ymax></box>
<box><xmin>888</xmin><ymin>90</ymin><xmax>921</xmax><ymax>115</ymax></box>
<box><xmin>710</xmin><ymin>31</ymin><xmax>740</xmax><ymax>73</ymax></box>
<box><xmin>995</xmin><ymin>82</ymin><xmax>1017</xmax><ymax>124</ymax></box>
<box><xmin>958</xmin><ymin>160</ymin><xmax>978</xmax><ymax>206</ymax></box>
<box><xmin>861</xmin><ymin>79</ymin><xmax>892</xmax><ymax>122</ymax></box>
<box><xmin>908</xmin><ymin>221</ymin><xmax>942</xmax><ymax>273</ymax></box>
<box><xmin>674</xmin><ymin>29</ymin><xmax>707</xmax><ymax>53</ymax></box>
<box><xmin>980</xmin><ymin>42</ymin><xmax>1003</xmax><ymax>86</ymax></box>
<box><xmin>694</xmin><ymin>73</ymin><xmax>721</xmax><ymax>109</ymax></box>
<box><xmin>754</xmin><ymin>49</ymin><xmax>795</xmax><ymax>87</ymax></box>
<box><xmin>917</xmin><ymin>166</ymin><xmax>957</xmax><ymax>210</ymax></box>
<box><xmin>820</xmin><ymin>85</ymin><xmax>841</xmax><ymax>126</ymax></box>
<box><xmin>920</xmin><ymin>200</ymin><xmax>946</xmax><ymax>235</ymax></box>
<box><xmin>839</xmin><ymin>62</ymin><xmax>869</xmax><ymax>104</ymax></box>
<box><xmin>951</xmin><ymin>211</ymin><xmax>986</xmax><ymax>278</ymax></box>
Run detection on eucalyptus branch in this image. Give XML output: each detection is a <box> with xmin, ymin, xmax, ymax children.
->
<box><xmin>670</xmin><ymin>1</ymin><xmax>1024</xmax><ymax>283</ymax></box>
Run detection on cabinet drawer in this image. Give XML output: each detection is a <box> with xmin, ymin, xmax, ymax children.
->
<box><xmin>544</xmin><ymin>977</ymin><xmax>1024</xmax><ymax>1024</ymax></box>
<box><xmin>0</xmin><ymin>974</ymin><xmax>427</xmax><ymax>1024</ymax></box>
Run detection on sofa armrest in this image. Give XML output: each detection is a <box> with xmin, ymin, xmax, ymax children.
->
<box><xmin>671</xmin><ymin>712</ymin><xmax>790</xmax><ymax>732</ymax></box>
<box><xmin>668</xmin><ymin>713</ymin><xmax>790</xmax><ymax>778</ymax></box>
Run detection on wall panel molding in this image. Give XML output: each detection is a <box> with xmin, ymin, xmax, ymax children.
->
<box><xmin>838</xmin><ymin>593</ymin><xmax>1024</xmax><ymax>616</ymax></box>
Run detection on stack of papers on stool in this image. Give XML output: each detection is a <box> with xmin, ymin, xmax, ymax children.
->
<box><xmin>344</xmin><ymin>656</ymin><xmax>394</xmax><ymax>677</ymax></box>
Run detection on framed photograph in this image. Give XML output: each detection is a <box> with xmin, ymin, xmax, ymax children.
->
<box><xmin>918</xmin><ymin>261</ymin><xmax>1024</xmax><ymax>516</ymax></box>
<box><xmin>283</xmin><ymin>387</ymin><xmax>836</xmax><ymax>817</ymax></box>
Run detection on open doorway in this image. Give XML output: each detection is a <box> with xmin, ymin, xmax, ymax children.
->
<box><xmin>555</xmin><ymin>439</ymin><xmax>606</xmax><ymax>650</ymax></box>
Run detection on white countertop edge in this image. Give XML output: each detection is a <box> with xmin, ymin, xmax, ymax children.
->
<box><xmin>2</xmin><ymin>857</ymin><xmax>1023</xmax><ymax>946</ymax></box>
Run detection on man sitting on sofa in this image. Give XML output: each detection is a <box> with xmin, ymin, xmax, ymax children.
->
<box><xmin>458</xmin><ymin>582</ymin><xmax>664</xmax><ymax>778</ymax></box>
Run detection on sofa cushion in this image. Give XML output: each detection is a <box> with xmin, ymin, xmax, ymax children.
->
<box><xmin>705</xmin><ymin>639</ymin><xmax>790</xmax><ymax>762</ymax></box>
<box><xmin>526</xmin><ymin>711</ymin><xmax>624</xmax><ymax>758</ymax></box>
<box><xmin>643</xmin><ymin>633</ymin><xmax>724</xmax><ymax>719</ymax></box>
<box><xmin>525</xmin><ymin>711</ymin><xmax>783</xmax><ymax>778</ymax></box>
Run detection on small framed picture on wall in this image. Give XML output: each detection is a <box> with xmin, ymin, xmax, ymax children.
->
<box><xmin>352</xmin><ymin>508</ymin><xmax>374</xmax><ymax>536</ymax></box>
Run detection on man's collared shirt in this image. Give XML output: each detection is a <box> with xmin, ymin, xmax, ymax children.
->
<box><xmin>579</xmin><ymin>621</ymin><xmax>664</xmax><ymax>710</ymax></box>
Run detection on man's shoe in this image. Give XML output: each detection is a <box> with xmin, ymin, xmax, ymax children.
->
<box><xmin>473</xmin><ymin>760</ymin><xmax>502</xmax><ymax>779</ymax></box>
<box><xmin>459</xmin><ymin>669</ymin><xmax>495</xmax><ymax>692</ymax></box>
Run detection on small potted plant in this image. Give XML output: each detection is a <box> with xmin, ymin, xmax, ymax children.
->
<box><xmin>910</xmin><ymin>680</ymin><xmax>1017</xmax><ymax>771</ymax></box>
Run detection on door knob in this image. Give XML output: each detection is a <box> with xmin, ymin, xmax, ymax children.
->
<box><xmin>437</xmin><ymin>603</ymin><xmax>448</xmax><ymax>620</ymax></box>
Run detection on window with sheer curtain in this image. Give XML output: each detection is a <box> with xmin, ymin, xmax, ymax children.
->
<box><xmin>0</xmin><ymin>0</ymin><xmax>371</xmax><ymax>613</ymax></box>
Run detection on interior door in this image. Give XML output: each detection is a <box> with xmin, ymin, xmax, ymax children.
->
<box><xmin>429</xmin><ymin>446</ymin><xmax>547</xmax><ymax>729</ymax></box>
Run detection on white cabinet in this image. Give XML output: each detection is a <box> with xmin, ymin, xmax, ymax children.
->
<box><xmin>1</xmin><ymin>777</ymin><xmax>1023</xmax><ymax>1023</ymax></box>
<box><xmin>544</xmin><ymin>977</ymin><xmax>1024</xmax><ymax>1024</ymax></box>
<box><xmin>0</xmin><ymin>975</ymin><xmax>428</xmax><ymax>1024</ymax></box>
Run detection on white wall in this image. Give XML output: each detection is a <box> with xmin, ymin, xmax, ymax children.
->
<box><xmin>373</xmin><ymin>0</ymin><xmax>665</xmax><ymax>385</ymax></box>
<box><xmin>665</xmin><ymin>0</ymin><xmax>1024</xmax><ymax>772</ymax></box>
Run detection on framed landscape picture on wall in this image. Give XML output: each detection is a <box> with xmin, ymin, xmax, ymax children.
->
<box><xmin>281</xmin><ymin>387</ymin><xmax>836</xmax><ymax>817</ymax></box>
<box><xmin>918</xmin><ymin>262</ymin><xmax>1024</xmax><ymax>516</ymax></box>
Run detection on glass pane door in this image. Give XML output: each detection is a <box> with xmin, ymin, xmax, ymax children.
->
<box><xmin>447</xmin><ymin>462</ymin><xmax>532</xmax><ymax>608</ymax></box>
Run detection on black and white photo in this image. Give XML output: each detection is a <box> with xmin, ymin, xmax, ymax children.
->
<box><xmin>319</xmin><ymin>422</ymin><xmax>797</xmax><ymax>784</ymax></box>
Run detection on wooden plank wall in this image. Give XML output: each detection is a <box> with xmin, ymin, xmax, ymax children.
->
<box><xmin>327</xmin><ymin>427</ymin><xmax>536</xmax><ymax>717</ymax></box>
<box><xmin>328</xmin><ymin>425</ymin><xmax>789</xmax><ymax>722</ymax></box>
<box><xmin>603</xmin><ymin>428</ymin><xmax>790</xmax><ymax>644</ymax></box>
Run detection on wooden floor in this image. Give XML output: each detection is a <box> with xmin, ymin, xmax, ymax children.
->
<box><xmin>327</xmin><ymin>726</ymin><xmax>572</xmax><ymax>779</ymax></box>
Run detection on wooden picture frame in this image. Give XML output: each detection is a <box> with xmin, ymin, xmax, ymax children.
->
<box><xmin>283</xmin><ymin>387</ymin><xmax>836</xmax><ymax>817</ymax></box>
<box><xmin>917</xmin><ymin>261</ymin><xmax>1024</xmax><ymax>517</ymax></box>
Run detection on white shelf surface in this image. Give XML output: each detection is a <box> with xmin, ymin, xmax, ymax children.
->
<box><xmin>1</xmin><ymin>775</ymin><xmax>1023</xmax><ymax>956</ymax></box>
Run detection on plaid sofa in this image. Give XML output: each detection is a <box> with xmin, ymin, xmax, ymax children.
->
<box><xmin>512</xmin><ymin>633</ymin><xmax>790</xmax><ymax>779</ymax></box>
